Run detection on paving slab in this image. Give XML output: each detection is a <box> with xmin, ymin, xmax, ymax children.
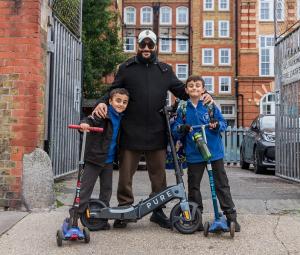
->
<box><xmin>0</xmin><ymin>211</ymin><xmax>28</xmax><ymax>236</ymax></box>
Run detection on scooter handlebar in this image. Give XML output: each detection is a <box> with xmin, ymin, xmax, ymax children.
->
<box><xmin>191</xmin><ymin>124</ymin><xmax>210</xmax><ymax>129</ymax></box>
<box><xmin>68</xmin><ymin>124</ymin><xmax>104</xmax><ymax>133</ymax></box>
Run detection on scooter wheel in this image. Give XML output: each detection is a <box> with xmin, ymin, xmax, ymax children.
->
<box><xmin>56</xmin><ymin>229</ymin><xmax>63</xmax><ymax>247</ymax></box>
<box><xmin>83</xmin><ymin>227</ymin><xmax>90</xmax><ymax>243</ymax></box>
<box><xmin>170</xmin><ymin>202</ymin><xmax>202</xmax><ymax>234</ymax></box>
<box><xmin>80</xmin><ymin>199</ymin><xmax>107</xmax><ymax>231</ymax></box>
<box><xmin>229</xmin><ymin>221</ymin><xmax>235</xmax><ymax>238</ymax></box>
<box><xmin>203</xmin><ymin>221</ymin><xmax>210</xmax><ymax>237</ymax></box>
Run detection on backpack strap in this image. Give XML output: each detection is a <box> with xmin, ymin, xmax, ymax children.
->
<box><xmin>178</xmin><ymin>100</ymin><xmax>187</xmax><ymax>123</ymax></box>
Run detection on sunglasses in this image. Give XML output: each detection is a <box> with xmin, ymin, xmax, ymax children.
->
<box><xmin>138</xmin><ymin>41</ymin><xmax>155</xmax><ymax>50</ymax></box>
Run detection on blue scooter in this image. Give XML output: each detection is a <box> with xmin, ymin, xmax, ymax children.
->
<box><xmin>56</xmin><ymin>125</ymin><xmax>103</xmax><ymax>247</ymax></box>
<box><xmin>192</xmin><ymin>124</ymin><xmax>235</xmax><ymax>238</ymax></box>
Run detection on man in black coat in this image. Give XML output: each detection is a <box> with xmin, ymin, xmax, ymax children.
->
<box><xmin>93</xmin><ymin>30</ymin><xmax>213</xmax><ymax>229</ymax></box>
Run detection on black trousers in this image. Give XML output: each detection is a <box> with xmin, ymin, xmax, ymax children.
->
<box><xmin>187</xmin><ymin>159</ymin><xmax>235</xmax><ymax>213</ymax></box>
<box><xmin>78</xmin><ymin>162</ymin><xmax>113</xmax><ymax>213</ymax></box>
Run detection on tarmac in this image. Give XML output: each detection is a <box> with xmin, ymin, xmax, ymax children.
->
<box><xmin>0</xmin><ymin>167</ymin><xmax>300</xmax><ymax>255</ymax></box>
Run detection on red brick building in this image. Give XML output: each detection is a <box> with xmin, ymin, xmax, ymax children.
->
<box><xmin>121</xmin><ymin>0</ymin><xmax>237</xmax><ymax>126</ymax></box>
<box><xmin>237</xmin><ymin>0</ymin><xmax>299</xmax><ymax>126</ymax></box>
<box><xmin>0</xmin><ymin>1</ymin><xmax>49</xmax><ymax>208</ymax></box>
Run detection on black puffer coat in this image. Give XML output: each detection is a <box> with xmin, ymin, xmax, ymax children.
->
<box><xmin>101</xmin><ymin>56</ymin><xmax>188</xmax><ymax>150</ymax></box>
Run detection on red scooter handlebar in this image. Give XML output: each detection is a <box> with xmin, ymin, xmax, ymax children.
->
<box><xmin>68</xmin><ymin>124</ymin><xmax>104</xmax><ymax>133</ymax></box>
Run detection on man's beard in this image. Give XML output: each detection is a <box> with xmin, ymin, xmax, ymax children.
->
<box><xmin>137</xmin><ymin>50</ymin><xmax>156</xmax><ymax>63</ymax></box>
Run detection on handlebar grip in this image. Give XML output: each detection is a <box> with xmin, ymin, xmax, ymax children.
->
<box><xmin>68</xmin><ymin>124</ymin><xmax>104</xmax><ymax>133</ymax></box>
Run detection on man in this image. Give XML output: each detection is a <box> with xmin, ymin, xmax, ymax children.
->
<box><xmin>93</xmin><ymin>30</ymin><xmax>213</xmax><ymax>229</ymax></box>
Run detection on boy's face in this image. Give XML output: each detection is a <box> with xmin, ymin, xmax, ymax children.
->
<box><xmin>109</xmin><ymin>93</ymin><xmax>129</xmax><ymax>113</ymax></box>
<box><xmin>185</xmin><ymin>80</ymin><xmax>205</xmax><ymax>98</ymax></box>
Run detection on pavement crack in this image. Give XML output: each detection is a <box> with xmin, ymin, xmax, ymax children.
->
<box><xmin>273</xmin><ymin>215</ymin><xmax>290</xmax><ymax>255</ymax></box>
<box><xmin>264</xmin><ymin>200</ymin><xmax>269</xmax><ymax>213</ymax></box>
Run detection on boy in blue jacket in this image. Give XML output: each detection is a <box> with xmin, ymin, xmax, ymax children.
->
<box><xmin>172</xmin><ymin>75</ymin><xmax>240</xmax><ymax>232</ymax></box>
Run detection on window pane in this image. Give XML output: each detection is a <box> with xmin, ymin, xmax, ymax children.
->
<box><xmin>203</xmin><ymin>77</ymin><xmax>213</xmax><ymax>92</ymax></box>
<box><xmin>177</xmin><ymin>7</ymin><xmax>188</xmax><ymax>24</ymax></box>
<box><xmin>220</xmin><ymin>77</ymin><xmax>230</xmax><ymax>92</ymax></box>
<box><xmin>142</xmin><ymin>7</ymin><xmax>152</xmax><ymax>23</ymax></box>
<box><xmin>161</xmin><ymin>7</ymin><xmax>171</xmax><ymax>24</ymax></box>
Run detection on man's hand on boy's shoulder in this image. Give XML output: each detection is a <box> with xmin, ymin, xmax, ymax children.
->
<box><xmin>92</xmin><ymin>103</ymin><xmax>108</xmax><ymax>119</ymax></box>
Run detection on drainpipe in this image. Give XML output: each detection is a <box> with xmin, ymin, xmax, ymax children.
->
<box><xmin>235</xmin><ymin>0</ymin><xmax>244</xmax><ymax>127</ymax></box>
<box><xmin>153</xmin><ymin>3</ymin><xmax>160</xmax><ymax>53</ymax></box>
<box><xmin>189</xmin><ymin>0</ymin><xmax>192</xmax><ymax>75</ymax></box>
<box><xmin>235</xmin><ymin>0</ymin><xmax>239</xmax><ymax>126</ymax></box>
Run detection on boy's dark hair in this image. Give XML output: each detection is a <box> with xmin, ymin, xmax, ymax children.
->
<box><xmin>109</xmin><ymin>88</ymin><xmax>129</xmax><ymax>99</ymax></box>
<box><xmin>185</xmin><ymin>75</ymin><xmax>205</xmax><ymax>88</ymax></box>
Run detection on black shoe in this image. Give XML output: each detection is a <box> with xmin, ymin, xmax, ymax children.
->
<box><xmin>113</xmin><ymin>219</ymin><xmax>128</xmax><ymax>229</ymax></box>
<box><xmin>97</xmin><ymin>220</ymin><xmax>110</xmax><ymax>230</ymax></box>
<box><xmin>150</xmin><ymin>209</ymin><xmax>171</xmax><ymax>229</ymax></box>
<box><xmin>224</xmin><ymin>210</ymin><xmax>241</xmax><ymax>232</ymax></box>
<box><xmin>198</xmin><ymin>222</ymin><xmax>204</xmax><ymax>231</ymax></box>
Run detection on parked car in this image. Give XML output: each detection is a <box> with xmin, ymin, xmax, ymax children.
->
<box><xmin>240</xmin><ymin>115</ymin><xmax>275</xmax><ymax>174</ymax></box>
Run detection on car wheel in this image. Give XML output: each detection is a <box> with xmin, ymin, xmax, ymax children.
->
<box><xmin>253</xmin><ymin>149</ymin><xmax>265</xmax><ymax>174</ymax></box>
<box><xmin>240</xmin><ymin>147</ymin><xmax>250</xmax><ymax>170</ymax></box>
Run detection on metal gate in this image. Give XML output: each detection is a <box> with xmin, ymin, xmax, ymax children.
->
<box><xmin>275</xmin><ymin>24</ymin><xmax>300</xmax><ymax>182</ymax></box>
<box><xmin>46</xmin><ymin>1</ymin><xmax>82</xmax><ymax>178</ymax></box>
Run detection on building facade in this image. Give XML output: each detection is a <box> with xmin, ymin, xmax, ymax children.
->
<box><xmin>118</xmin><ymin>0</ymin><xmax>300</xmax><ymax>127</ymax></box>
<box><xmin>238</xmin><ymin>0</ymin><xmax>299</xmax><ymax>127</ymax></box>
<box><xmin>121</xmin><ymin>0</ymin><xmax>237</xmax><ymax>126</ymax></box>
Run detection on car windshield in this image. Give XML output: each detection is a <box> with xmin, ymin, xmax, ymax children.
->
<box><xmin>261</xmin><ymin>116</ymin><xmax>275</xmax><ymax>130</ymax></box>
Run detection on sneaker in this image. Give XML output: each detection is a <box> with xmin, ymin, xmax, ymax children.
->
<box><xmin>113</xmin><ymin>219</ymin><xmax>128</xmax><ymax>229</ymax></box>
<box><xmin>150</xmin><ymin>208</ymin><xmax>171</xmax><ymax>229</ymax></box>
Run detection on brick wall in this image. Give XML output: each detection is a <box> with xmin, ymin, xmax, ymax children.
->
<box><xmin>0</xmin><ymin>0</ymin><xmax>46</xmax><ymax>209</ymax></box>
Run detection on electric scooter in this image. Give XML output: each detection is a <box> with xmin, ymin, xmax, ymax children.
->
<box><xmin>192</xmin><ymin>124</ymin><xmax>235</xmax><ymax>238</ymax></box>
<box><xmin>56</xmin><ymin>125</ymin><xmax>104</xmax><ymax>247</ymax></box>
<box><xmin>79</xmin><ymin>106</ymin><xmax>202</xmax><ymax>234</ymax></box>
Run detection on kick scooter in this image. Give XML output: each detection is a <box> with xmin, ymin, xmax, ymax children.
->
<box><xmin>192</xmin><ymin>124</ymin><xmax>235</xmax><ymax>238</ymax></box>
<box><xmin>56</xmin><ymin>124</ymin><xmax>103</xmax><ymax>246</ymax></box>
<box><xmin>80</xmin><ymin>106</ymin><xmax>202</xmax><ymax>234</ymax></box>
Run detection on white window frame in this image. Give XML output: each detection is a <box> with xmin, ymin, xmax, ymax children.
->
<box><xmin>203</xmin><ymin>20</ymin><xmax>214</xmax><ymax>38</ymax></box>
<box><xmin>298</xmin><ymin>0</ymin><xmax>300</xmax><ymax>19</ymax></box>
<box><xmin>276</xmin><ymin>0</ymin><xmax>284</xmax><ymax>21</ymax></box>
<box><xmin>218</xmin><ymin>0</ymin><xmax>229</xmax><ymax>11</ymax></box>
<box><xmin>123</xmin><ymin>37</ymin><xmax>136</xmax><ymax>52</ymax></box>
<box><xmin>124</xmin><ymin>6</ymin><xmax>136</xmax><ymax>25</ymax></box>
<box><xmin>218</xmin><ymin>20</ymin><xmax>229</xmax><ymax>38</ymax></box>
<box><xmin>159</xmin><ymin>37</ymin><xmax>172</xmax><ymax>53</ymax></box>
<box><xmin>219</xmin><ymin>48</ymin><xmax>231</xmax><ymax>66</ymax></box>
<box><xmin>204</xmin><ymin>0</ymin><xmax>214</xmax><ymax>11</ymax></box>
<box><xmin>176</xmin><ymin>6</ymin><xmax>188</xmax><ymax>25</ymax></box>
<box><xmin>259</xmin><ymin>0</ymin><xmax>273</xmax><ymax>21</ymax></box>
<box><xmin>260</xmin><ymin>92</ymin><xmax>275</xmax><ymax>115</ymax></box>
<box><xmin>160</xmin><ymin>6</ymin><xmax>172</xmax><ymax>25</ymax></box>
<box><xmin>176</xmin><ymin>36</ymin><xmax>189</xmax><ymax>53</ymax></box>
<box><xmin>141</xmin><ymin>6</ymin><xmax>153</xmax><ymax>25</ymax></box>
<box><xmin>176</xmin><ymin>64</ymin><xmax>189</xmax><ymax>80</ymax></box>
<box><xmin>202</xmin><ymin>48</ymin><xmax>214</xmax><ymax>66</ymax></box>
<box><xmin>202</xmin><ymin>76</ymin><xmax>214</xmax><ymax>93</ymax></box>
<box><xmin>220</xmin><ymin>105</ymin><xmax>235</xmax><ymax>117</ymax></box>
<box><xmin>259</xmin><ymin>35</ymin><xmax>274</xmax><ymax>77</ymax></box>
<box><xmin>219</xmin><ymin>76</ymin><xmax>231</xmax><ymax>94</ymax></box>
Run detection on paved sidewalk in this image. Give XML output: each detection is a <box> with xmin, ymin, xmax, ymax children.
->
<box><xmin>0</xmin><ymin>168</ymin><xmax>300</xmax><ymax>255</ymax></box>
